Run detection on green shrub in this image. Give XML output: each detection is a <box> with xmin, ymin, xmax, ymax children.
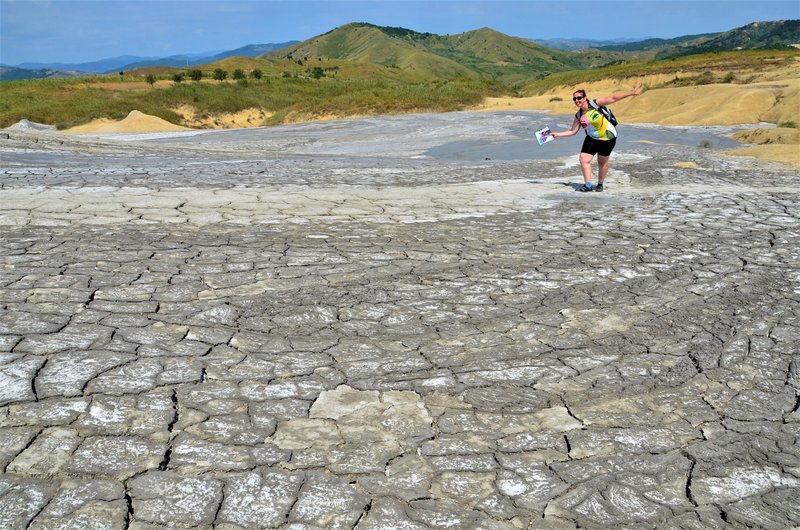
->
<box><xmin>693</xmin><ymin>72</ymin><xmax>715</xmax><ymax>86</ymax></box>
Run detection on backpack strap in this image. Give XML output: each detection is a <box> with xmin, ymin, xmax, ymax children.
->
<box><xmin>588</xmin><ymin>99</ymin><xmax>604</xmax><ymax>115</ymax></box>
<box><xmin>579</xmin><ymin>99</ymin><xmax>603</xmax><ymax>119</ymax></box>
<box><xmin>576</xmin><ymin>99</ymin><xmax>618</xmax><ymax>127</ymax></box>
<box><xmin>588</xmin><ymin>99</ymin><xmax>617</xmax><ymax>125</ymax></box>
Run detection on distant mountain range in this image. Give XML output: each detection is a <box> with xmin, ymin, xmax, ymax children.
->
<box><xmin>0</xmin><ymin>42</ymin><xmax>298</xmax><ymax>81</ymax></box>
<box><xmin>594</xmin><ymin>20</ymin><xmax>800</xmax><ymax>59</ymax></box>
<box><xmin>14</xmin><ymin>55</ymin><xmax>166</xmax><ymax>73</ymax></box>
<box><xmin>531</xmin><ymin>37</ymin><xmax>649</xmax><ymax>51</ymax></box>
<box><xmin>0</xmin><ymin>66</ymin><xmax>87</xmax><ymax>81</ymax></box>
<box><xmin>2</xmin><ymin>19</ymin><xmax>797</xmax><ymax>82</ymax></box>
<box><xmin>112</xmin><ymin>42</ymin><xmax>299</xmax><ymax>71</ymax></box>
<box><xmin>653</xmin><ymin>19</ymin><xmax>800</xmax><ymax>59</ymax></box>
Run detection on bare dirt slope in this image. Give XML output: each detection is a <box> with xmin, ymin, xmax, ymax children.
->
<box><xmin>475</xmin><ymin>64</ymin><xmax>800</xmax><ymax>168</ymax></box>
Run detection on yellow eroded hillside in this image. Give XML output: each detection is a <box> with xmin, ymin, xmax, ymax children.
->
<box><xmin>64</xmin><ymin>110</ymin><xmax>188</xmax><ymax>133</ymax></box>
<box><xmin>475</xmin><ymin>67</ymin><xmax>800</xmax><ymax>167</ymax></box>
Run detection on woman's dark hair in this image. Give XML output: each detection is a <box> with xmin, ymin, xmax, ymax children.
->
<box><xmin>573</xmin><ymin>89</ymin><xmax>587</xmax><ymax>98</ymax></box>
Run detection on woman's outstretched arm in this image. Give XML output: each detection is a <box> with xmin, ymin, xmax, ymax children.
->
<box><xmin>595</xmin><ymin>82</ymin><xmax>642</xmax><ymax>106</ymax></box>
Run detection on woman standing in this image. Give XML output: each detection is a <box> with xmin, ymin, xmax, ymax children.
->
<box><xmin>550</xmin><ymin>83</ymin><xmax>642</xmax><ymax>192</ymax></box>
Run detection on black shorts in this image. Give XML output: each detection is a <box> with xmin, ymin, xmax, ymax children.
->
<box><xmin>581</xmin><ymin>136</ymin><xmax>617</xmax><ymax>157</ymax></box>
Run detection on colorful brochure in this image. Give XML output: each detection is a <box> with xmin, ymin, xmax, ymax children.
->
<box><xmin>535</xmin><ymin>126</ymin><xmax>554</xmax><ymax>146</ymax></box>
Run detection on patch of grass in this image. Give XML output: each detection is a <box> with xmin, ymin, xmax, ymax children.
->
<box><xmin>778</xmin><ymin>121</ymin><xmax>797</xmax><ymax>128</ymax></box>
<box><xmin>0</xmin><ymin>77</ymin><xmax>144</xmax><ymax>128</ymax></box>
<box><xmin>0</xmin><ymin>74</ymin><xmax>511</xmax><ymax>129</ymax></box>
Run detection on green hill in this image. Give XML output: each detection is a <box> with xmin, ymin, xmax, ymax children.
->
<box><xmin>419</xmin><ymin>27</ymin><xmax>598</xmax><ymax>83</ymax></box>
<box><xmin>267</xmin><ymin>23</ymin><xmax>478</xmax><ymax>79</ymax></box>
<box><xmin>265</xmin><ymin>23</ymin><xmax>617</xmax><ymax>84</ymax></box>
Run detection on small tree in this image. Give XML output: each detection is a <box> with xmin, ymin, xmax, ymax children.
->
<box><xmin>188</xmin><ymin>69</ymin><xmax>203</xmax><ymax>82</ymax></box>
<box><xmin>145</xmin><ymin>74</ymin><xmax>157</xmax><ymax>86</ymax></box>
<box><xmin>250</xmin><ymin>69</ymin><xmax>263</xmax><ymax>80</ymax></box>
<box><xmin>310</xmin><ymin>66</ymin><xmax>325</xmax><ymax>79</ymax></box>
<box><xmin>172</xmin><ymin>73</ymin><xmax>184</xmax><ymax>83</ymax></box>
<box><xmin>232</xmin><ymin>69</ymin><xmax>246</xmax><ymax>81</ymax></box>
<box><xmin>212</xmin><ymin>69</ymin><xmax>228</xmax><ymax>83</ymax></box>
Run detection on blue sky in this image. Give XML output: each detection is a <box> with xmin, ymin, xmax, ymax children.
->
<box><xmin>1</xmin><ymin>0</ymin><xmax>798</xmax><ymax>65</ymax></box>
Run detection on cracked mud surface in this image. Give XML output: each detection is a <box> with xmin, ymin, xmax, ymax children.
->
<box><xmin>1</xmin><ymin>111</ymin><xmax>798</xmax><ymax>528</ymax></box>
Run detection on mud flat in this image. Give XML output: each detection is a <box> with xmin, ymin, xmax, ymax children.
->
<box><xmin>1</xmin><ymin>112</ymin><xmax>798</xmax><ymax>528</ymax></box>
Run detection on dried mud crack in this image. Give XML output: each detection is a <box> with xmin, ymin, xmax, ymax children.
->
<box><xmin>1</xmin><ymin>112</ymin><xmax>798</xmax><ymax>528</ymax></box>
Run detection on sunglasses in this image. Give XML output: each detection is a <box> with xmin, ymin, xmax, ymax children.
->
<box><xmin>572</xmin><ymin>96</ymin><xmax>585</xmax><ymax>101</ymax></box>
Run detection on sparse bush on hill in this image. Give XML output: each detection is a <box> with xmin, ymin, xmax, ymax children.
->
<box><xmin>233</xmin><ymin>69</ymin><xmax>246</xmax><ymax>80</ymax></box>
<box><xmin>212</xmin><ymin>69</ymin><xmax>228</xmax><ymax>82</ymax></box>
<box><xmin>251</xmin><ymin>69</ymin><xmax>263</xmax><ymax>80</ymax></box>
<box><xmin>188</xmin><ymin>69</ymin><xmax>203</xmax><ymax>81</ymax></box>
<box><xmin>145</xmin><ymin>74</ymin><xmax>157</xmax><ymax>86</ymax></box>
<box><xmin>172</xmin><ymin>73</ymin><xmax>184</xmax><ymax>84</ymax></box>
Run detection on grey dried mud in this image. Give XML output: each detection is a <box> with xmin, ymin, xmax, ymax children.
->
<box><xmin>1</xmin><ymin>111</ymin><xmax>798</xmax><ymax>528</ymax></box>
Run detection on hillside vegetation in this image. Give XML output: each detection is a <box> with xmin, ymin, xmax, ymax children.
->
<box><xmin>0</xmin><ymin>64</ymin><xmax>509</xmax><ymax>129</ymax></box>
<box><xmin>521</xmin><ymin>49</ymin><xmax>800</xmax><ymax>95</ymax></box>
<box><xmin>1</xmin><ymin>20</ymin><xmax>797</xmax><ymax>132</ymax></box>
<box><xmin>270</xmin><ymin>24</ymin><xmax>480</xmax><ymax>79</ymax></box>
